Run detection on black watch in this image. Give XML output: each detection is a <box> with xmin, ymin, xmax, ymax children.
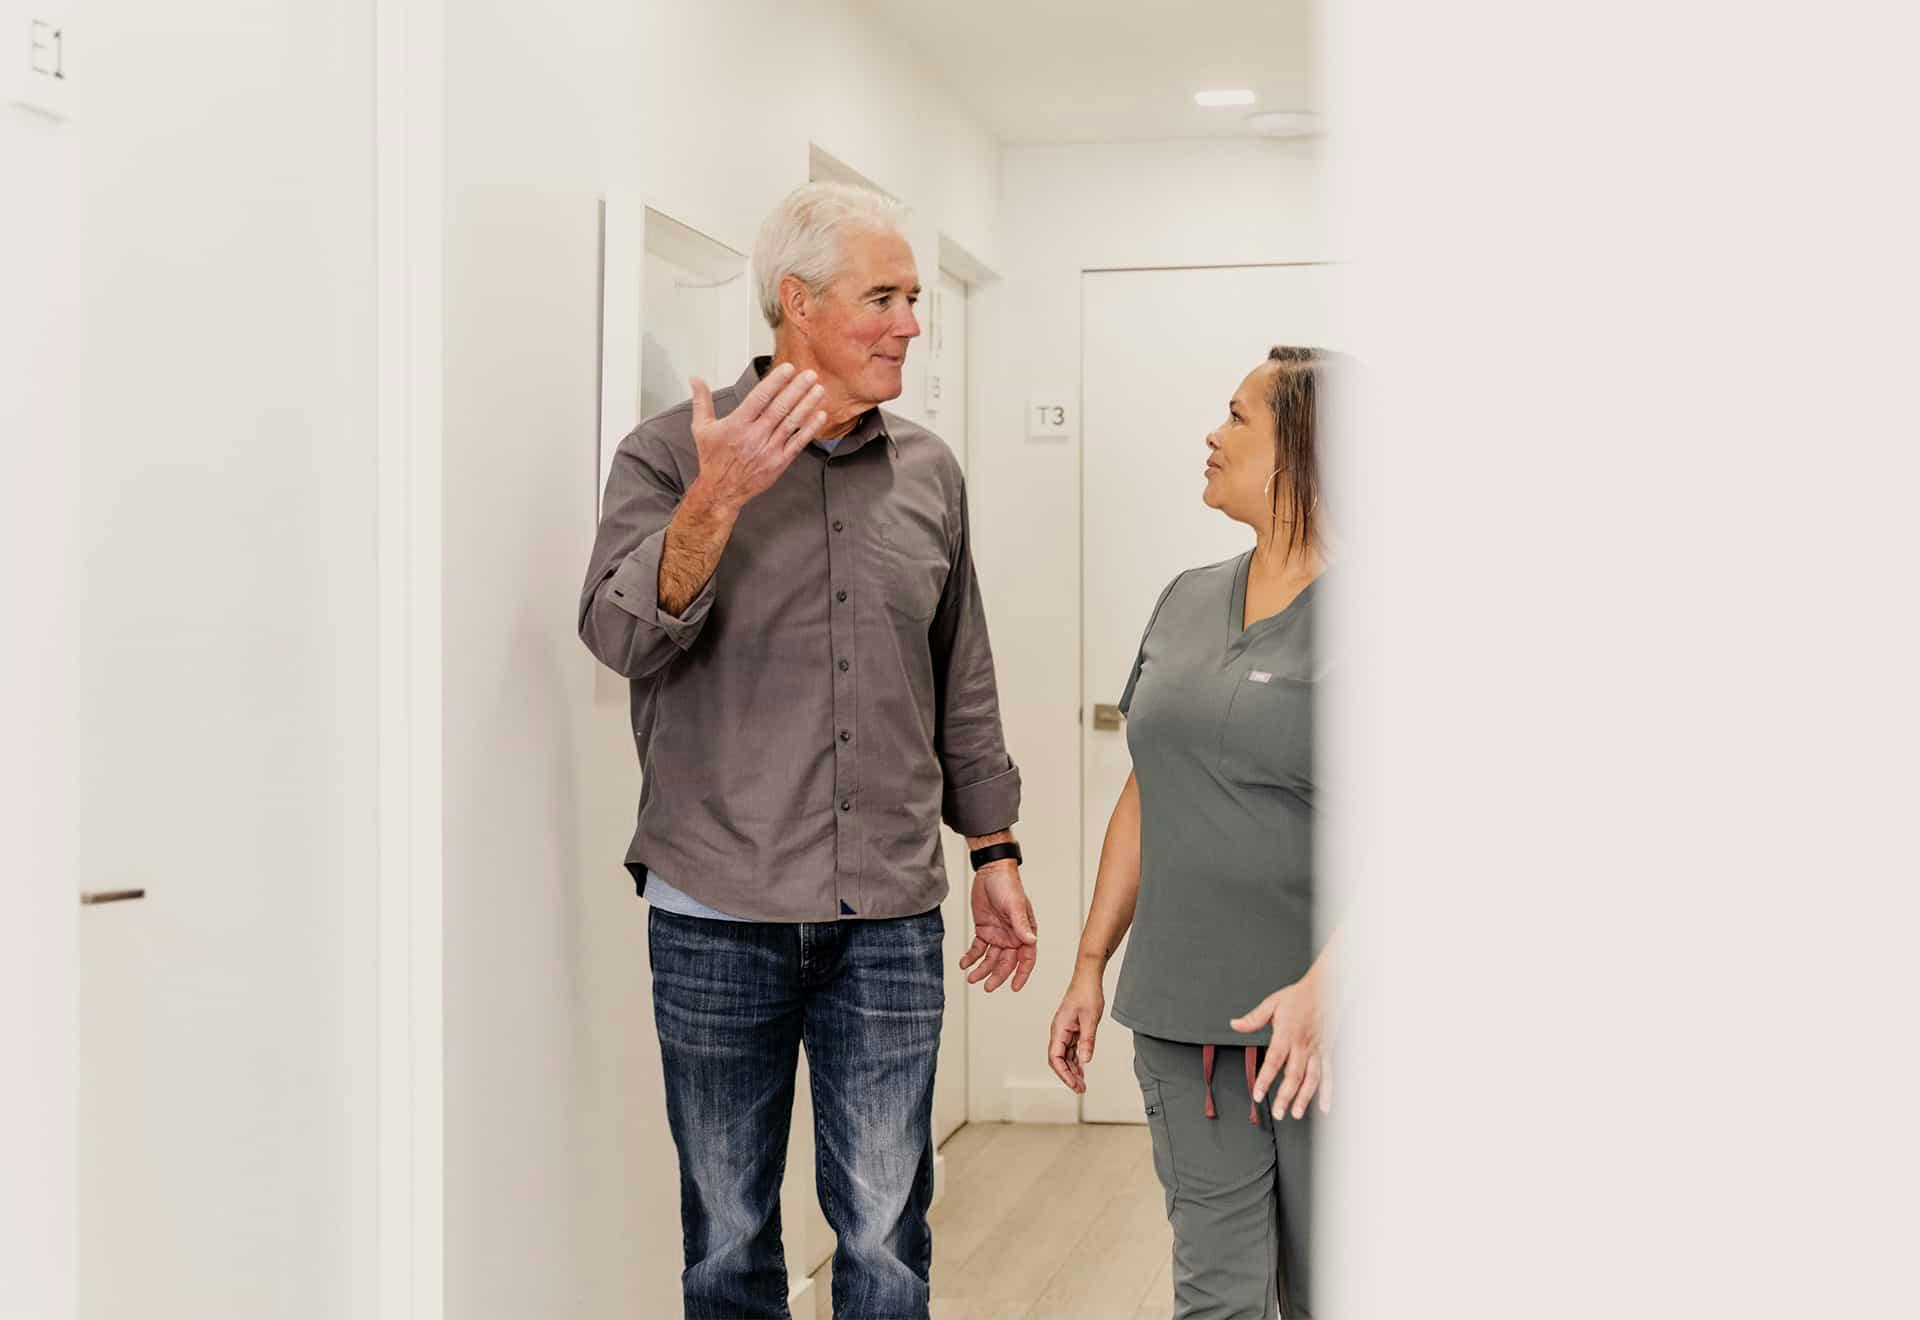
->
<box><xmin>969</xmin><ymin>841</ymin><xmax>1023</xmax><ymax>871</ymax></box>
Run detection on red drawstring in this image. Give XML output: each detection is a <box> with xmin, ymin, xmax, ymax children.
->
<box><xmin>1200</xmin><ymin>1044</ymin><xmax>1264</xmax><ymax>1125</ymax></box>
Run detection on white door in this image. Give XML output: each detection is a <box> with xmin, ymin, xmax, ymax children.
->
<box><xmin>1079</xmin><ymin>264</ymin><xmax>1337</xmax><ymax>1122</ymax></box>
<box><xmin>932</xmin><ymin>268</ymin><xmax>971</xmax><ymax>1148</ymax></box>
<box><xmin>61</xmin><ymin>3</ymin><xmax>388</xmax><ymax>1311</ymax></box>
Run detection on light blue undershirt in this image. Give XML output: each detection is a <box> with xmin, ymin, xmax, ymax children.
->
<box><xmin>642</xmin><ymin>870</ymin><xmax>753</xmax><ymax>922</ymax></box>
<box><xmin>643</xmin><ymin>435</ymin><xmax>847</xmax><ymax>925</ymax></box>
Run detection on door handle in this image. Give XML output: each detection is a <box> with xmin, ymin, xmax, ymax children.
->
<box><xmin>1092</xmin><ymin>703</ymin><xmax>1125</xmax><ymax>731</ymax></box>
<box><xmin>80</xmin><ymin>889</ymin><xmax>146</xmax><ymax>906</ymax></box>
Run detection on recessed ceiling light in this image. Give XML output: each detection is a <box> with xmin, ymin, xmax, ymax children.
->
<box><xmin>1245</xmin><ymin>110</ymin><xmax>1322</xmax><ymax>138</ymax></box>
<box><xmin>1195</xmin><ymin>89</ymin><xmax>1257</xmax><ymax>108</ymax></box>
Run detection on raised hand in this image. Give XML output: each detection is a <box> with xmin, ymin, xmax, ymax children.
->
<box><xmin>687</xmin><ymin>363</ymin><xmax>829</xmax><ymax>513</ymax></box>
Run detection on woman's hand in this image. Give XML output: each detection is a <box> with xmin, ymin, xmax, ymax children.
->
<box><xmin>1231</xmin><ymin>973</ymin><xmax>1332</xmax><ymax>1120</ymax></box>
<box><xmin>1047</xmin><ymin>966</ymin><xmax>1107</xmax><ymax>1094</ymax></box>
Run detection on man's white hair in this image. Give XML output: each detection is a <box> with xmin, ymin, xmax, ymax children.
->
<box><xmin>753</xmin><ymin>182</ymin><xmax>909</xmax><ymax>330</ymax></box>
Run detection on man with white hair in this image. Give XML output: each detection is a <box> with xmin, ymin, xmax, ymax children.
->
<box><xmin>579</xmin><ymin>182</ymin><xmax>1037</xmax><ymax>1318</ymax></box>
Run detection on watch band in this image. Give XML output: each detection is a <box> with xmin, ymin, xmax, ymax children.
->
<box><xmin>969</xmin><ymin>841</ymin><xmax>1023</xmax><ymax>871</ymax></box>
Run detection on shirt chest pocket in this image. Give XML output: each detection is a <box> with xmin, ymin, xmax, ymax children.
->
<box><xmin>871</xmin><ymin>513</ymin><xmax>950</xmax><ymax>622</ymax></box>
<box><xmin>1218</xmin><ymin>673</ymin><xmax>1315</xmax><ymax>792</ymax></box>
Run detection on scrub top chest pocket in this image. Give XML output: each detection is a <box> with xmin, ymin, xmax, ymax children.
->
<box><xmin>1219</xmin><ymin>665</ymin><xmax>1315</xmax><ymax>794</ymax></box>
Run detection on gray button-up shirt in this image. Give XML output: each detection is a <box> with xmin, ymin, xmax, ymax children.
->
<box><xmin>579</xmin><ymin>357</ymin><xmax>1022</xmax><ymax>921</ymax></box>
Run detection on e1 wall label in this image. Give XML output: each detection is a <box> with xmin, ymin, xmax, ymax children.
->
<box><xmin>4</xmin><ymin>3</ymin><xmax>73</xmax><ymax>121</ymax></box>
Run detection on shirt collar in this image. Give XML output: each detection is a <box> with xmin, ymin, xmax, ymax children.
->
<box><xmin>743</xmin><ymin>356</ymin><xmax>896</xmax><ymax>458</ymax></box>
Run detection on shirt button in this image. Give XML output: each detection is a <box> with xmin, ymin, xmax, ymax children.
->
<box><xmin>840</xmin><ymin>799</ymin><xmax>852</xmax><ymax>812</ymax></box>
<box><xmin>838</xmin><ymin>659</ymin><xmax>850</xmax><ymax>672</ymax></box>
<box><xmin>839</xmin><ymin>730</ymin><xmax>851</xmax><ymax>743</ymax></box>
<box><xmin>836</xmin><ymin>589</ymin><xmax>848</xmax><ymax>603</ymax></box>
<box><xmin>832</xmin><ymin>519</ymin><xmax>845</xmax><ymax>532</ymax></box>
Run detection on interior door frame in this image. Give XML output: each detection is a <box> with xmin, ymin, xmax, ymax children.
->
<box><xmin>1076</xmin><ymin>261</ymin><xmax>1337</xmax><ymax>1121</ymax></box>
<box><xmin>930</xmin><ymin>246</ymin><xmax>990</xmax><ymax>1145</ymax></box>
<box><xmin>935</xmin><ymin>233</ymin><xmax>1003</xmax><ymax>1132</ymax></box>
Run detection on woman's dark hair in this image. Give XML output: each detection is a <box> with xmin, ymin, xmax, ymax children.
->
<box><xmin>1264</xmin><ymin>345</ymin><xmax>1327</xmax><ymax>558</ymax></box>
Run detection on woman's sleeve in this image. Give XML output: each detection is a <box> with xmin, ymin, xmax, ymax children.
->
<box><xmin>1117</xmin><ymin>571</ymin><xmax>1188</xmax><ymax>716</ymax></box>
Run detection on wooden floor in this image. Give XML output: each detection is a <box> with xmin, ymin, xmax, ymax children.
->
<box><xmin>808</xmin><ymin>1121</ymin><xmax>1175</xmax><ymax>1320</ymax></box>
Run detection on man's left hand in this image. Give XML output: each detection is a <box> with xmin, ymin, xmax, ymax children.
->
<box><xmin>960</xmin><ymin>862</ymin><xmax>1038</xmax><ymax>993</ymax></box>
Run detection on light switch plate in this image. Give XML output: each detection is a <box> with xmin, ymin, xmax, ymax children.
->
<box><xmin>4</xmin><ymin>3</ymin><xmax>72</xmax><ymax>121</ymax></box>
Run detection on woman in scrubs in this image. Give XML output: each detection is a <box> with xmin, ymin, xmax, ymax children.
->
<box><xmin>1048</xmin><ymin>346</ymin><xmax>1333</xmax><ymax>1320</ymax></box>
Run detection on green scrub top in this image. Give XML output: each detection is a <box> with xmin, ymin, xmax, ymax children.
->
<box><xmin>1112</xmin><ymin>551</ymin><xmax>1323</xmax><ymax>1048</ymax></box>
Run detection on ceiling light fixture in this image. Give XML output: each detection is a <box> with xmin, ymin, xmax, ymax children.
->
<box><xmin>1194</xmin><ymin>89</ymin><xmax>1257</xmax><ymax>108</ymax></box>
<box><xmin>1245</xmin><ymin>110</ymin><xmax>1321</xmax><ymax>139</ymax></box>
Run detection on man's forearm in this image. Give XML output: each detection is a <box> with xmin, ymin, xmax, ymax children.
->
<box><xmin>657</xmin><ymin>477</ymin><xmax>738</xmax><ymax>617</ymax></box>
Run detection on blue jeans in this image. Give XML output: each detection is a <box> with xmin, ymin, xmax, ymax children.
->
<box><xmin>649</xmin><ymin>905</ymin><xmax>945</xmax><ymax>1320</ymax></box>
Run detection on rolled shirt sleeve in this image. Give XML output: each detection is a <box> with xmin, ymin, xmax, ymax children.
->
<box><xmin>942</xmin><ymin>761</ymin><xmax>1022</xmax><ymax>839</ymax></box>
<box><xmin>930</xmin><ymin>481</ymin><xmax>1023</xmax><ymax>837</ymax></box>
<box><xmin>579</xmin><ymin>418</ymin><xmax>716</xmax><ymax>677</ymax></box>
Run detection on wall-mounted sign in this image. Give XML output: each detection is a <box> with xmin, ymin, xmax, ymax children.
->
<box><xmin>1028</xmin><ymin>396</ymin><xmax>1072</xmax><ymax>439</ymax></box>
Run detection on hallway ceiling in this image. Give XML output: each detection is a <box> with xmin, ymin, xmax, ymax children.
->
<box><xmin>856</xmin><ymin>0</ymin><xmax>1322</xmax><ymax>144</ymax></box>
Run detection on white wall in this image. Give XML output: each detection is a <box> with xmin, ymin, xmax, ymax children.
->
<box><xmin>969</xmin><ymin>138</ymin><xmax>1332</xmax><ymax>1121</ymax></box>
<box><xmin>439</xmin><ymin>2</ymin><xmax>1002</xmax><ymax>1314</ymax></box>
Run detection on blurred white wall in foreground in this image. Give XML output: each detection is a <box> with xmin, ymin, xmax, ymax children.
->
<box><xmin>1321</xmin><ymin>1</ymin><xmax>1920</xmax><ymax>1315</ymax></box>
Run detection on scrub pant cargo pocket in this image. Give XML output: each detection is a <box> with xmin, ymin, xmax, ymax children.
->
<box><xmin>1133</xmin><ymin>1032</ymin><xmax>1314</xmax><ymax>1320</ymax></box>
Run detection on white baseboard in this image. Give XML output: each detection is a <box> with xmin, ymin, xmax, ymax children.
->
<box><xmin>932</xmin><ymin>1150</ymin><xmax>947</xmax><ymax>1208</ymax></box>
<box><xmin>1005</xmin><ymin>1080</ymin><xmax>1080</xmax><ymax>1124</ymax></box>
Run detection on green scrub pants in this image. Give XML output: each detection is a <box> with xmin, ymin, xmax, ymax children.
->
<box><xmin>1134</xmin><ymin>1032</ymin><xmax>1315</xmax><ymax>1319</ymax></box>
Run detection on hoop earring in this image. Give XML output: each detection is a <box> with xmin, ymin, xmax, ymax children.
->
<box><xmin>1263</xmin><ymin>469</ymin><xmax>1283</xmax><ymax>499</ymax></box>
